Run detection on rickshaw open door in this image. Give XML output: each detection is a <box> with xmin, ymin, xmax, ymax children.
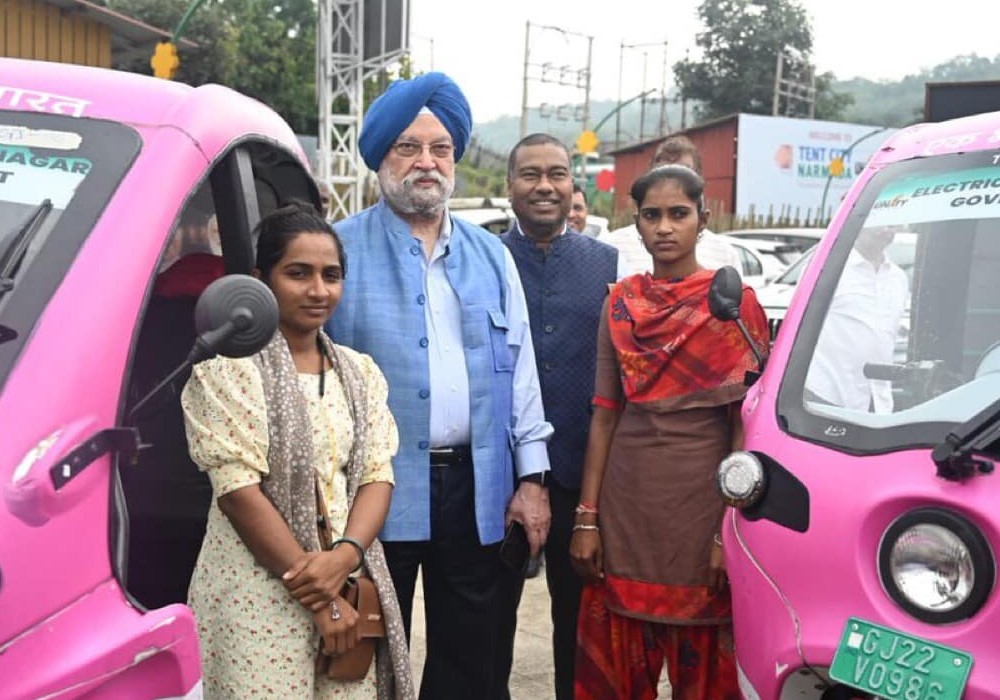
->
<box><xmin>5</xmin><ymin>275</ymin><xmax>278</xmax><ymax>529</ymax></box>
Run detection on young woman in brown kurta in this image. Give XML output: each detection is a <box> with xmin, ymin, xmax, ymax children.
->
<box><xmin>570</xmin><ymin>166</ymin><xmax>768</xmax><ymax>700</ymax></box>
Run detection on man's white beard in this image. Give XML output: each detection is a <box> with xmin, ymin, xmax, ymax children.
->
<box><xmin>378</xmin><ymin>167</ymin><xmax>455</xmax><ymax>217</ymax></box>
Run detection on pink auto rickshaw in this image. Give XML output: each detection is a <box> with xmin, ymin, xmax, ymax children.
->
<box><xmin>713</xmin><ymin>110</ymin><xmax>1000</xmax><ymax>699</ymax></box>
<box><xmin>0</xmin><ymin>58</ymin><xmax>320</xmax><ymax>699</ymax></box>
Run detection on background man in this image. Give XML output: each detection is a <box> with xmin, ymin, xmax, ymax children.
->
<box><xmin>806</xmin><ymin>224</ymin><xmax>909</xmax><ymax>413</ymax></box>
<box><xmin>315</xmin><ymin>178</ymin><xmax>333</xmax><ymax>220</ymax></box>
<box><xmin>325</xmin><ymin>72</ymin><xmax>553</xmax><ymax>700</ymax></box>
<box><xmin>499</xmin><ymin>133</ymin><xmax>624</xmax><ymax>700</ymax></box>
<box><xmin>568</xmin><ymin>183</ymin><xmax>589</xmax><ymax>234</ymax></box>
<box><xmin>602</xmin><ymin>134</ymin><xmax>741</xmax><ymax>274</ymax></box>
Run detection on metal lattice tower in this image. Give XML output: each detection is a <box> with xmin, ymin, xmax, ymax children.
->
<box><xmin>317</xmin><ymin>0</ymin><xmax>408</xmax><ymax>220</ymax></box>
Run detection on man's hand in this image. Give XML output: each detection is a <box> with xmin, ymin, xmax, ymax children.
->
<box><xmin>506</xmin><ymin>480</ymin><xmax>550</xmax><ymax>556</ymax></box>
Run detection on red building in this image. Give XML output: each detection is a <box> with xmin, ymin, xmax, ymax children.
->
<box><xmin>608</xmin><ymin>114</ymin><xmax>739</xmax><ymax>218</ymax></box>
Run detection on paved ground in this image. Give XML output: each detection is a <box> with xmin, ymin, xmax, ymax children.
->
<box><xmin>408</xmin><ymin>572</ymin><xmax>554</xmax><ymax>699</ymax></box>
<box><xmin>407</xmin><ymin>568</ymin><xmax>672</xmax><ymax>699</ymax></box>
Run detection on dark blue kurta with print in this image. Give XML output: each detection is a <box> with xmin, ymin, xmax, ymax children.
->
<box><xmin>500</xmin><ymin>227</ymin><xmax>618</xmax><ymax>489</ymax></box>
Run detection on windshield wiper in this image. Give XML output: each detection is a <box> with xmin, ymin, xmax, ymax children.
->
<box><xmin>931</xmin><ymin>396</ymin><xmax>1000</xmax><ymax>481</ymax></box>
<box><xmin>0</xmin><ymin>199</ymin><xmax>54</xmax><ymax>301</ymax></box>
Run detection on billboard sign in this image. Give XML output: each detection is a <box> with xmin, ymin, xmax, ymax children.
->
<box><xmin>734</xmin><ymin>113</ymin><xmax>896</xmax><ymax>219</ymax></box>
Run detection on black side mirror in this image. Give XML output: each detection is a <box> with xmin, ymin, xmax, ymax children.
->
<box><xmin>128</xmin><ymin>275</ymin><xmax>278</xmax><ymax>422</ymax></box>
<box><xmin>189</xmin><ymin>274</ymin><xmax>279</xmax><ymax>363</ymax></box>
<box><xmin>708</xmin><ymin>265</ymin><xmax>743</xmax><ymax>321</ymax></box>
<box><xmin>708</xmin><ymin>266</ymin><xmax>766</xmax><ymax>383</ymax></box>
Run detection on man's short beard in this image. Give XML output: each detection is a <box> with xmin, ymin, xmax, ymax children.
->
<box><xmin>378</xmin><ymin>167</ymin><xmax>455</xmax><ymax>218</ymax></box>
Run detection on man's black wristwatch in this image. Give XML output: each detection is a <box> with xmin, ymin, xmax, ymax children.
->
<box><xmin>519</xmin><ymin>471</ymin><xmax>548</xmax><ymax>487</ymax></box>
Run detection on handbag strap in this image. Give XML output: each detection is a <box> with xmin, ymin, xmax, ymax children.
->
<box><xmin>315</xmin><ymin>473</ymin><xmax>335</xmax><ymax>551</ymax></box>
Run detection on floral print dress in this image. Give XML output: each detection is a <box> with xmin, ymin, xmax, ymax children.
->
<box><xmin>181</xmin><ymin>345</ymin><xmax>397</xmax><ymax>699</ymax></box>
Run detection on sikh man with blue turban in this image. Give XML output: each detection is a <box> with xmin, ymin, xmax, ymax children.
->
<box><xmin>325</xmin><ymin>72</ymin><xmax>553</xmax><ymax>700</ymax></box>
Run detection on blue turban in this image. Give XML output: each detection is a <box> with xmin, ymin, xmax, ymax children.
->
<box><xmin>358</xmin><ymin>72</ymin><xmax>473</xmax><ymax>171</ymax></box>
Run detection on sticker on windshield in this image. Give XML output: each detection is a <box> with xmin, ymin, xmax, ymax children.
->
<box><xmin>0</xmin><ymin>125</ymin><xmax>82</xmax><ymax>150</ymax></box>
<box><xmin>865</xmin><ymin>167</ymin><xmax>1000</xmax><ymax>227</ymax></box>
<box><xmin>0</xmin><ymin>146</ymin><xmax>91</xmax><ymax>209</ymax></box>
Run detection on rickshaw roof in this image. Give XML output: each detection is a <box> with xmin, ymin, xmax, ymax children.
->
<box><xmin>0</xmin><ymin>58</ymin><xmax>304</xmax><ymax>163</ymax></box>
<box><xmin>872</xmin><ymin>109</ymin><xmax>1000</xmax><ymax>166</ymax></box>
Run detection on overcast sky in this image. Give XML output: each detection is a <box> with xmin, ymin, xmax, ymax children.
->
<box><xmin>407</xmin><ymin>0</ymin><xmax>999</xmax><ymax>123</ymax></box>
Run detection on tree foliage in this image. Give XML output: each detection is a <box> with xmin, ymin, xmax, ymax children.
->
<box><xmin>103</xmin><ymin>0</ymin><xmax>233</xmax><ymax>88</ymax></box>
<box><xmin>104</xmin><ymin>0</ymin><xmax>317</xmax><ymax>133</ymax></box>
<box><xmin>841</xmin><ymin>54</ymin><xmax>1000</xmax><ymax>127</ymax></box>
<box><xmin>674</xmin><ymin>0</ymin><xmax>851</xmax><ymax>121</ymax></box>
<box><xmin>218</xmin><ymin>0</ymin><xmax>317</xmax><ymax>134</ymax></box>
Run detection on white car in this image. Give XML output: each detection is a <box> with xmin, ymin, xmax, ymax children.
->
<box><xmin>448</xmin><ymin>196</ymin><xmax>514</xmax><ymax>235</ymax></box>
<box><xmin>721</xmin><ymin>236</ymin><xmax>790</xmax><ymax>290</ymax></box>
<box><xmin>580</xmin><ymin>214</ymin><xmax>609</xmax><ymax>239</ymax></box>
<box><xmin>722</xmin><ymin>227</ymin><xmax>825</xmax><ymax>263</ymax></box>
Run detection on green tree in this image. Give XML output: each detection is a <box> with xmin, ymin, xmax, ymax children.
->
<box><xmin>674</xmin><ymin>0</ymin><xmax>851</xmax><ymax>121</ymax></box>
<box><xmin>219</xmin><ymin>0</ymin><xmax>317</xmax><ymax>134</ymax></box>
<box><xmin>104</xmin><ymin>0</ymin><xmax>234</xmax><ymax>87</ymax></box>
<box><xmin>105</xmin><ymin>0</ymin><xmax>317</xmax><ymax>134</ymax></box>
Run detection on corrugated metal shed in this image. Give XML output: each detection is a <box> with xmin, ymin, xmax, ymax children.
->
<box><xmin>1</xmin><ymin>0</ymin><xmax>195</xmax><ymax>67</ymax></box>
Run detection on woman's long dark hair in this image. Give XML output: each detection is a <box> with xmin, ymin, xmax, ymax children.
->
<box><xmin>253</xmin><ymin>201</ymin><xmax>345</xmax><ymax>280</ymax></box>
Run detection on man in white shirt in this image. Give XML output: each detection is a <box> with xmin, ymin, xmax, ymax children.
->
<box><xmin>602</xmin><ymin>135</ymin><xmax>741</xmax><ymax>275</ymax></box>
<box><xmin>805</xmin><ymin>225</ymin><xmax>910</xmax><ymax>413</ymax></box>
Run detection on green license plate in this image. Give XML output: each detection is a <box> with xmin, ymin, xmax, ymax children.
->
<box><xmin>830</xmin><ymin>618</ymin><xmax>972</xmax><ymax>700</ymax></box>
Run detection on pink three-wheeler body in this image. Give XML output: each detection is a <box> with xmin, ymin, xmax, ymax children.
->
<box><xmin>0</xmin><ymin>59</ymin><xmax>320</xmax><ymax>699</ymax></box>
<box><xmin>726</xmin><ymin>111</ymin><xmax>1000</xmax><ymax>698</ymax></box>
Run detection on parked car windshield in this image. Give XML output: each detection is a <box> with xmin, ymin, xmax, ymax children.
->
<box><xmin>0</xmin><ymin>112</ymin><xmax>139</xmax><ymax>391</ymax></box>
<box><xmin>778</xmin><ymin>150</ymin><xmax>1000</xmax><ymax>456</ymax></box>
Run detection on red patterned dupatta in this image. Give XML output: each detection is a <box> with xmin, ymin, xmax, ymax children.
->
<box><xmin>607</xmin><ymin>270</ymin><xmax>768</xmax><ymax>405</ymax></box>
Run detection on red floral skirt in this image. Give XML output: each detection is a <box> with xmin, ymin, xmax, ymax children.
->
<box><xmin>574</xmin><ymin>582</ymin><xmax>738</xmax><ymax>700</ymax></box>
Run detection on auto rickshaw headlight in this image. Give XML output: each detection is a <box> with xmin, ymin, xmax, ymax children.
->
<box><xmin>879</xmin><ymin>508</ymin><xmax>994</xmax><ymax>624</ymax></box>
<box><xmin>717</xmin><ymin>451</ymin><xmax>766</xmax><ymax>508</ymax></box>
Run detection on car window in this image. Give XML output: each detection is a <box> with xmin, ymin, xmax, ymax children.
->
<box><xmin>775</xmin><ymin>247</ymin><xmax>815</xmax><ymax>284</ymax></box>
<box><xmin>737</xmin><ymin>245</ymin><xmax>763</xmax><ymax>276</ymax></box>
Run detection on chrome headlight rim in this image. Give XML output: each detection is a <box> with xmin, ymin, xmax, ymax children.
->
<box><xmin>717</xmin><ymin>450</ymin><xmax>767</xmax><ymax>508</ymax></box>
<box><xmin>878</xmin><ymin>507</ymin><xmax>995</xmax><ymax>624</ymax></box>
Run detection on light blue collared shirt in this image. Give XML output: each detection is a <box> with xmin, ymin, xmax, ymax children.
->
<box><xmin>423</xmin><ymin>213</ymin><xmax>552</xmax><ymax>478</ymax></box>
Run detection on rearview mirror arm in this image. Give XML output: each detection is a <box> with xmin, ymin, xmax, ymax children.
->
<box><xmin>735</xmin><ymin>318</ymin><xmax>766</xmax><ymax>371</ymax></box>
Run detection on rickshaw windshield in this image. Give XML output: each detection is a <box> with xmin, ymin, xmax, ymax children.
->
<box><xmin>778</xmin><ymin>149</ymin><xmax>1000</xmax><ymax>455</ymax></box>
<box><xmin>0</xmin><ymin>112</ymin><xmax>139</xmax><ymax>391</ymax></box>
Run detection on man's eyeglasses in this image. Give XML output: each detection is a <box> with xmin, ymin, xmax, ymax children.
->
<box><xmin>391</xmin><ymin>141</ymin><xmax>454</xmax><ymax>159</ymax></box>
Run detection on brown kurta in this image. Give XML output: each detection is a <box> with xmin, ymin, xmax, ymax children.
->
<box><xmin>592</xmin><ymin>298</ymin><xmax>743</xmax><ymax>616</ymax></box>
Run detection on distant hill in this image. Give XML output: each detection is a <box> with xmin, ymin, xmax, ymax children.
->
<box><xmin>472</xmin><ymin>53</ymin><xmax>1000</xmax><ymax>155</ymax></box>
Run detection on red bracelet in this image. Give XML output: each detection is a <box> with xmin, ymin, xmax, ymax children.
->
<box><xmin>575</xmin><ymin>501</ymin><xmax>599</xmax><ymax>515</ymax></box>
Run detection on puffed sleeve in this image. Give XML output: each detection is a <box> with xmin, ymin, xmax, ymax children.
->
<box><xmin>181</xmin><ymin>355</ymin><xmax>270</xmax><ymax>497</ymax></box>
<box><xmin>353</xmin><ymin>350</ymin><xmax>398</xmax><ymax>486</ymax></box>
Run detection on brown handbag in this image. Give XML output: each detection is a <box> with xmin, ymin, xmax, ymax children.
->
<box><xmin>317</xmin><ymin>574</ymin><xmax>387</xmax><ymax>680</ymax></box>
<box><xmin>314</xmin><ymin>478</ymin><xmax>386</xmax><ymax>681</ymax></box>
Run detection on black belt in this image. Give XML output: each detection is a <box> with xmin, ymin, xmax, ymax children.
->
<box><xmin>428</xmin><ymin>445</ymin><xmax>473</xmax><ymax>466</ymax></box>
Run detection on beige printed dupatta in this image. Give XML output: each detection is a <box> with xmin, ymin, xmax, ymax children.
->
<box><xmin>253</xmin><ymin>330</ymin><xmax>414</xmax><ymax>700</ymax></box>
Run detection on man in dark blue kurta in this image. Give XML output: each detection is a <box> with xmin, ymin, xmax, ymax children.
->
<box><xmin>499</xmin><ymin>133</ymin><xmax>622</xmax><ymax>700</ymax></box>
